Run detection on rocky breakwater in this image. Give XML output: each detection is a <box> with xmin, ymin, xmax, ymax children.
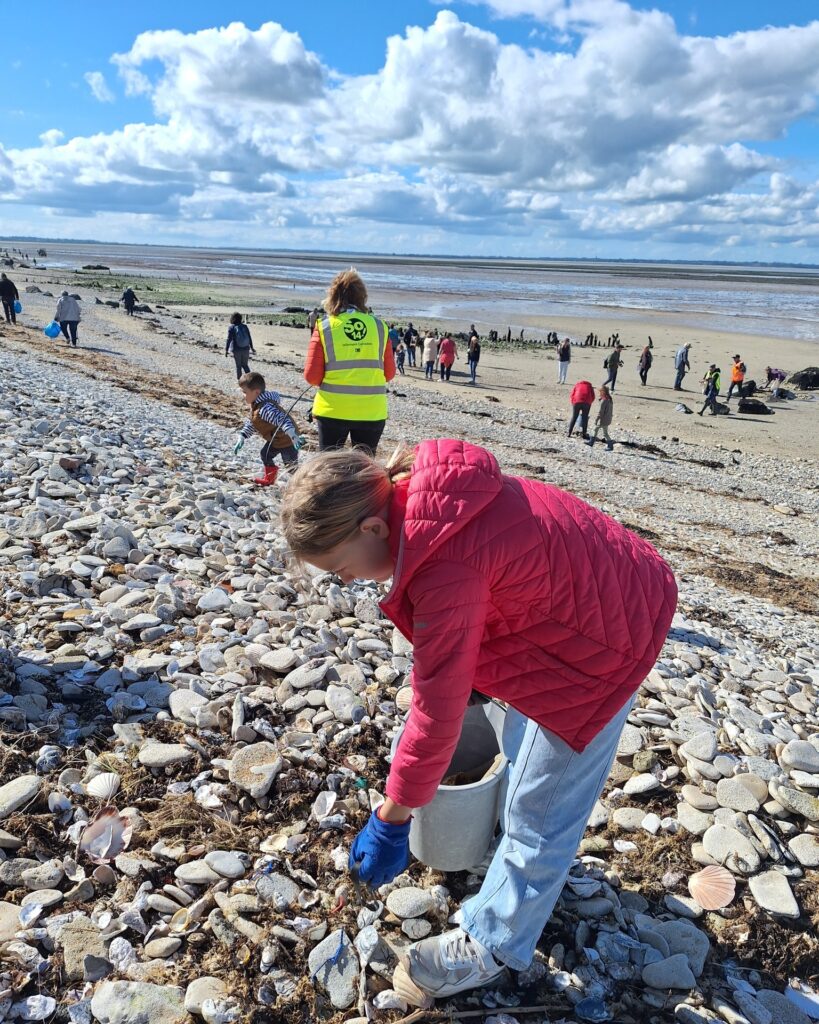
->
<box><xmin>0</xmin><ymin>350</ymin><xmax>817</xmax><ymax>1024</ymax></box>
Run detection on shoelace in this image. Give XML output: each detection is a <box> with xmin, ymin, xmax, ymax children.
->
<box><xmin>441</xmin><ymin>931</ymin><xmax>492</xmax><ymax>972</ymax></box>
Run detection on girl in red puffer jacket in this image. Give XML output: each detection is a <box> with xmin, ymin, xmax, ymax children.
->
<box><xmin>280</xmin><ymin>439</ymin><xmax>677</xmax><ymax>1001</ymax></box>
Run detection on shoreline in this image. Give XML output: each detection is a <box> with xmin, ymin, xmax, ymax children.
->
<box><xmin>4</xmin><ymin>238</ymin><xmax>818</xmax><ymax>344</ymax></box>
<box><xmin>5</xmin><ymin>260</ymin><xmax>819</xmax><ymax>466</ymax></box>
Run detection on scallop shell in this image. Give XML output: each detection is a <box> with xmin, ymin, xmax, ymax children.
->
<box><xmin>395</xmin><ymin>686</ymin><xmax>413</xmax><ymax>713</ymax></box>
<box><xmin>392</xmin><ymin>963</ymin><xmax>434</xmax><ymax>1010</ymax></box>
<box><xmin>86</xmin><ymin>772</ymin><xmax>121</xmax><ymax>801</ymax></box>
<box><xmin>688</xmin><ymin>865</ymin><xmax>736</xmax><ymax>910</ymax></box>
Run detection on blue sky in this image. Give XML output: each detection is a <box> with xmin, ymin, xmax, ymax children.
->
<box><xmin>1</xmin><ymin>1</ymin><xmax>818</xmax><ymax>260</ymax></box>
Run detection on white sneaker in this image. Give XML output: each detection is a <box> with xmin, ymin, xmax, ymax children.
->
<box><xmin>406</xmin><ymin>927</ymin><xmax>506</xmax><ymax>998</ymax></box>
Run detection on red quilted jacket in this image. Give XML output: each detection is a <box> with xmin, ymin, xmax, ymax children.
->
<box><xmin>381</xmin><ymin>439</ymin><xmax>677</xmax><ymax>807</ymax></box>
<box><xmin>570</xmin><ymin>380</ymin><xmax>595</xmax><ymax>405</ymax></box>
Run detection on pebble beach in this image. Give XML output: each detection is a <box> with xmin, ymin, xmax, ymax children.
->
<box><xmin>0</xmin><ymin>251</ymin><xmax>818</xmax><ymax>1024</ymax></box>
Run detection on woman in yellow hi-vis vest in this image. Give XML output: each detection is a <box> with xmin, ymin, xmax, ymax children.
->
<box><xmin>303</xmin><ymin>270</ymin><xmax>396</xmax><ymax>456</ymax></box>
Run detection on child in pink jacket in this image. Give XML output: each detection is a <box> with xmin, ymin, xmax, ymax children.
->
<box><xmin>281</xmin><ymin>439</ymin><xmax>677</xmax><ymax>1000</ymax></box>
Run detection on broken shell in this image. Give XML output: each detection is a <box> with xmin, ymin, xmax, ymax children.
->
<box><xmin>93</xmin><ymin>864</ymin><xmax>117</xmax><ymax>886</ymax></box>
<box><xmin>48</xmin><ymin>791</ymin><xmax>73</xmax><ymax>819</ymax></box>
<box><xmin>311</xmin><ymin>791</ymin><xmax>337</xmax><ymax>820</ymax></box>
<box><xmin>78</xmin><ymin>807</ymin><xmax>131</xmax><ymax>863</ymax></box>
<box><xmin>688</xmin><ymin>865</ymin><xmax>736</xmax><ymax>910</ymax></box>
<box><xmin>169</xmin><ymin>908</ymin><xmax>193</xmax><ymax>934</ymax></box>
<box><xmin>392</xmin><ymin>963</ymin><xmax>434</xmax><ymax>1010</ymax></box>
<box><xmin>395</xmin><ymin>686</ymin><xmax>413</xmax><ymax>713</ymax></box>
<box><xmin>86</xmin><ymin>772</ymin><xmax>122</xmax><ymax>801</ymax></box>
<box><xmin>63</xmin><ymin>856</ymin><xmax>86</xmax><ymax>882</ymax></box>
<box><xmin>58</xmin><ymin>768</ymin><xmax>84</xmax><ymax>792</ymax></box>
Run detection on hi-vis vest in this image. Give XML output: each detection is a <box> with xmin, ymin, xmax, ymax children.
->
<box><xmin>313</xmin><ymin>312</ymin><xmax>388</xmax><ymax>421</ymax></box>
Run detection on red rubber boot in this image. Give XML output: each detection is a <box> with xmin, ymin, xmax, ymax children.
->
<box><xmin>253</xmin><ymin>465</ymin><xmax>278</xmax><ymax>486</ymax></box>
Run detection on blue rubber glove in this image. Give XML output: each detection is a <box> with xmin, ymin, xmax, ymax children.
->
<box><xmin>284</xmin><ymin>428</ymin><xmax>305</xmax><ymax>451</ymax></box>
<box><xmin>349</xmin><ymin>810</ymin><xmax>411</xmax><ymax>888</ymax></box>
<box><xmin>233</xmin><ymin>436</ymin><xmax>244</xmax><ymax>455</ymax></box>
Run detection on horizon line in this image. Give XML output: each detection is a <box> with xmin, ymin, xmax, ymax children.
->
<box><xmin>2</xmin><ymin>235</ymin><xmax>818</xmax><ymax>273</ymax></box>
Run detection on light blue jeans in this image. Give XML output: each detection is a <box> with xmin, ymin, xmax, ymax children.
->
<box><xmin>460</xmin><ymin>696</ymin><xmax>634</xmax><ymax>970</ymax></box>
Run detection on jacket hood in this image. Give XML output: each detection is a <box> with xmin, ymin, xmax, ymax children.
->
<box><xmin>390</xmin><ymin>439</ymin><xmax>503</xmax><ymax>588</ymax></box>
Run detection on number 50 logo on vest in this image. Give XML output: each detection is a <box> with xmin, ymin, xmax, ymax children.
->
<box><xmin>343</xmin><ymin>317</ymin><xmax>368</xmax><ymax>342</ymax></box>
<box><xmin>313</xmin><ymin>312</ymin><xmax>388</xmax><ymax>421</ymax></box>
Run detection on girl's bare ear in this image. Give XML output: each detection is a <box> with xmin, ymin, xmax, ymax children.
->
<box><xmin>359</xmin><ymin>516</ymin><xmax>390</xmax><ymax>539</ymax></box>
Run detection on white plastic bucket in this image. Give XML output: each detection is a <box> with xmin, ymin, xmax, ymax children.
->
<box><xmin>390</xmin><ymin>702</ymin><xmax>508</xmax><ymax>872</ymax></box>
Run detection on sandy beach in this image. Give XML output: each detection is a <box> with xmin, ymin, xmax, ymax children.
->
<box><xmin>3</xmin><ymin>244</ymin><xmax>818</xmax><ymax>464</ymax></box>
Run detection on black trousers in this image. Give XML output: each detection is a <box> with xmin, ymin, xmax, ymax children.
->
<box><xmin>568</xmin><ymin>402</ymin><xmax>591</xmax><ymax>437</ymax></box>
<box><xmin>639</xmin><ymin>368</ymin><xmax>649</xmax><ymax>385</ymax></box>
<box><xmin>315</xmin><ymin>417</ymin><xmax>385</xmax><ymax>457</ymax></box>
<box><xmin>232</xmin><ymin>348</ymin><xmax>251</xmax><ymax>378</ymax></box>
<box><xmin>726</xmin><ymin>381</ymin><xmax>742</xmax><ymax>400</ymax></box>
<box><xmin>260</xmin><ymin>440</ymin><xmax>298</xmax><ymax>468</ymax></box>
<box><xmin>2</xmin><ymin>298</ymin><xmax>15</xmax><ymax>324</ymax></box>
<box><xmin>60</xmin><ymin>320</ymin><xmax>79</xmax><ymax>345</ymax></box>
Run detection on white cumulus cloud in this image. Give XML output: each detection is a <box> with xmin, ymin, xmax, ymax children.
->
<box><xmin>84</xmin><ymin>71</ymin><xmax>115</xmax><ymax>103</ymax></box>
<box><xmin>0</xmin><ymin>8</ymin><xmax>817</xmax><ymax>259</ymax></box>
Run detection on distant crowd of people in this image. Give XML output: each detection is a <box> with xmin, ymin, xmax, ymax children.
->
<box><xmin>4</xmin><ymin>257</ymin><xmax>792</xmax><ymax>478</ymax></box>
<box><xmin>231</xmin><ymin>275</ymin><xmax>793</xmax><ymax>478</ymax></box>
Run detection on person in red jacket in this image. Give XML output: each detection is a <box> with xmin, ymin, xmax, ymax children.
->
<box><xmin>567</xmin><ymin>379</ymin><xmax>595</xmax><ymax>438</ymax></box>
<box><xmin>281</xmin><ymin>440</ymin><xmax>677</xmax><ymax>1000</ymax></box>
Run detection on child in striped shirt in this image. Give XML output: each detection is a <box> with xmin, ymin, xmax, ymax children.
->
<box><xmin>234</xmin><ymin>372</ymin><xmax>303</xmax><ymax>486</ymax></box>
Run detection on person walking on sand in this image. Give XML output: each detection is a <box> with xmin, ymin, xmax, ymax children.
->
<box><xmin>438</xmin><ymin>334</ymin><xmax>458</xmax><ymax>381</ymax></box>
<box><xmin>557</xmin><ymin>337</ymin><xmax>571</xmax><ymax>384</ymax></box>
<box><xmin>638</xmin><ymin>344</ymin><xmax>652</xmax><ymax>386</ymax></box>
<box><xmin>726</xmin><ymin>354</ymin><xmax>746</xmax><ymax>401</ymax></box>
<box><xmin>567</xmin><ymin>379</ymin><xmax>595</xmax><ymax>439</ymax></box>
<box><xmin>603</xmin><ymin>343</ymin><xmax>623</xmax><ymax>391</ymax></box>
<box><xmin>302</xmin><ymin>268</ymin><xmax>395</xmax><ymax>456</ymax></box>
<box><xmin>467</xmin><ymin>332</ymin><xmax>481</xmax><ymax>384</ymax></box>
<box><xmin>280</xmin><ymin>439</ymin><xmax>677</xmax><ymax>1001</ymax></box>
<box><xmin>674</xmin><ymin>343</ymin><xmax>692</xmax><ymax>390</ymax></box>
<box><xmin>225</xmin><ymin>312</ymin><xmax>256</xmax><ymax>379</ymax></box>
<box><xmin>0</xmin><ymin>272</ymin><xmax>19</xmax><ymax>324</ymax></box>
<box><xmin>55</xmin><ymin>291</ymin><xmax>81</xmax><ymax>347</ymax></box>
<box><xmin>121</xmin><ymin>287</ymin><xmax>138</xmax><ymax>316</ymax></box>
<box><xmin>396</xmin><ymin>340</ymin><xmax>407</xmax><ymax>376</ymax></box>
<box><xmin>698</xmin><ymin>364</ymin><xmax>721</xmax><ymax>416</ymax></box>
<box><xmin>233</xmin><ymin>371</ymin><xmax>303</xmax><ymax>486</ymax></box>
<box><xmin>422</xmin><ymin>332</ymin><xmax>437</xmax><ymax>381</ymax></box>
<box><xmin>585</xmin><ymin>386</ymin><xmax>614</xmax><ymax>451</ymax></box>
